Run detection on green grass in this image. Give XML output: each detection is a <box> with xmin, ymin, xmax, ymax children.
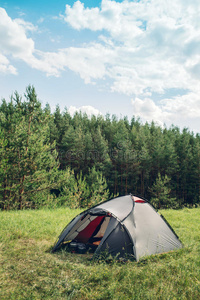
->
<box><xmin>0</xmin><ymin>207</ymin><xmax>200</xmax><ymax>299</ymax></box>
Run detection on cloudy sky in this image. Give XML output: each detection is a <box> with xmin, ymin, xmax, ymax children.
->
<box><xmin>1</xmin><ymin>0</ymin><xmax>200</xmax><ymax>133</ymax></box>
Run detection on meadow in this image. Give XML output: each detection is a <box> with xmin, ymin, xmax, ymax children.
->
<box><xmin>0</xmin><ymin>207</ymin><xmax>199</xmax><ymax>299</ymax></box>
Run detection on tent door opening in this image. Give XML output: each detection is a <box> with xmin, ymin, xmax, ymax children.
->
<box><xmin>67</xmin><ymin>214</ymin><xmax>111</xmax><ymax>253</ymax></box>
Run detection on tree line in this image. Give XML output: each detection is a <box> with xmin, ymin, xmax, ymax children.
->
<box><xmin>0</xmin><ymin>86</ymin><xmax>200</xmax><ymax>210</ymax></box>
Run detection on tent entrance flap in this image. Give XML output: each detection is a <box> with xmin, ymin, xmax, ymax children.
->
<box><xmin>95</xmin><ymin>222</ymin><xmax>134</xmax><ymax>258</ymax></box>
<box><xmin>65</xmin><ymin>214</ymin><xmax>111</xmax><ymax>248</ymax></box>
<box><xmin>76</xmin><ymin>215</ymin><xmax>105</xmax><ymax>244</ymax></box>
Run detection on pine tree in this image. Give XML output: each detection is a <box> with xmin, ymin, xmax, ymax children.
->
<box><xmin>86</xmin><ymin>166</ymin><xmax>109</xmax><ymax>207</ymax></box>
<box><xmin>149</xmin><ymin>173</ymin><xmax>176</xmax><ymax>209</ymax></box>
<box><xmin>0</xmin><ymin>86</ymin><xmax>60</xmax><ymax>209</ymax></box>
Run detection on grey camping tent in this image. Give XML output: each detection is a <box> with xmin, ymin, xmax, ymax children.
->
<box><xmin>52</xmin><ymin>195</ymin><xmax>183</xmax><ymax>261</ymax></box>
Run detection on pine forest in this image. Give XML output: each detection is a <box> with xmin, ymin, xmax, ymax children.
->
<box><xmin>1</xmin><ymin>86</ymin><xmax>200</xmax><ymax>210</ymax></box>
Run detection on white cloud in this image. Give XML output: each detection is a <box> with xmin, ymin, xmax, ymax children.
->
<box><xmin>0</xmin><ymin>7</ymin><xmax>113</xmax><ymax>79</ymax></box>
<box><xmin>14</xmin><ymin>18</ymin><xmax>37</xmax><ymax>32</ymax></box>
<box><xmin>63</xmin><ymin>0</ymin><xmax>200</xmax><ymax>97</ymax></box>
<box><xmin>161</xmin><ymin>91</ymin><xmax>200</xmax><ymax>120</ymax></box>
<box><xmin>132</xmin><ymin>91</ymin><xmax>200</xmax><ymax>132</ymax></box>
<box><xmin>63</xmin><ymin>0</ymin><xmax>200</xmax><ymax>130</ymax></box>
<box><xmin>68</xmin><ymin>105</ymin><xmax>102</xmax><ymax>118</ymax></box>
<box><xmin>34</xmin><ymin>43</ymin><xmax>115</xmax><ymax>79</ymax></box>
<box><xmin>1</xmin><ymin>1</ymin><xmax>200</xmax><ymax>131</ymax></box>
<box><xmin>0</xmin><ymin>8</ymin><xmax>35</xmax><ymax>60</ymax></box>
<box><xmin>131</xmin><ymin>97</ymin><xmax>170</xmax><ymax>127</ymax></box>
<box><xmin>0</xmin><ymin>53</ymin><xmax>17</xmax><ymax>75</ymax></box>
<box><xmin>0</xmin><ymin>8</ymin><xmax>63</xmax><ymax>76</ymax></box>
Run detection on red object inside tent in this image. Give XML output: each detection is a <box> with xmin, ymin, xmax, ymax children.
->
<box><xmin>76</xmin><ymin>216</ymin><xmax>105</xmax><ymax>243</ymax></box>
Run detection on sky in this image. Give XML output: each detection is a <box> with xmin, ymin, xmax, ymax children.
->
<box><xmin>1</xmin><ymin>0</ymin><xmax>200</xmax><ymax>134</ymax></box>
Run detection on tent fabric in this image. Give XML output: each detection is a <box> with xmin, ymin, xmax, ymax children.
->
<box><xmin>94</xmin><ymin>221</ymin><xmax>134</xmax><ymax>258</ymax></box>
<box><xmin>132</xmin><ymin>202</ymin><xmax>182</xmax><ymax>260</ymax></box>
<box><xmin>52</xmin><ymin>195</ymin><xmax>183</xmax><ymax>261</ymax></box>
<box><xmin>95</xmin><ymin>195</ymin><xmax>134</xmax><ymax>221</ymax></box>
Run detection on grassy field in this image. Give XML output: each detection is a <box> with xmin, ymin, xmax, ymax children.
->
<box><xmin>0</xmin><ymin>207</ymin><xmax>200</xmax><ymax>300</ymax></box>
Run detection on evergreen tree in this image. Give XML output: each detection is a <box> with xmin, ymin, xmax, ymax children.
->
<box><xmin>149</xmin><ymin>173</ymin><xmax>176</xmax><ymax>209</ymax></box>
<box><xmin>1</xmin><ymin>85</ymin><xmax>200</xmax><ymax>210</ymax></box>
<box><xmin>134</xmin><ymin>124</ymin><xmax>151</xmax><ymax>196</ymax></box>
<box><xmin>0</xmin><ymin>128</ymin><xmax>8</xmax><ymax>209</ymax></box>
<box><xmin>86</xmin><ymin>166</ymin><xmax>109</xmax><ymax>207</ymax></box>
<box><xmin>91</xmin><ymin>126</ymin><xmax>111</xmax><ymax>173</ymax></box>
<box><xmin>0</xmin><ymin>86</ymin><xmax>60</xmax><ymax>209</ymax></box>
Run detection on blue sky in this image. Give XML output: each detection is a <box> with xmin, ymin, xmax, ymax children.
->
<box><xmin>1</xmin><ymin>0</ymin><xmax>200</xmax><ymax>133</ymax></box>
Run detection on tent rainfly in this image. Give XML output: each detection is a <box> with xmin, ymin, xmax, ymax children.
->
<box><xmin>52</xmin><ymin>195</ymin><xmax>183</xmax><ymax>261</ymax></box>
